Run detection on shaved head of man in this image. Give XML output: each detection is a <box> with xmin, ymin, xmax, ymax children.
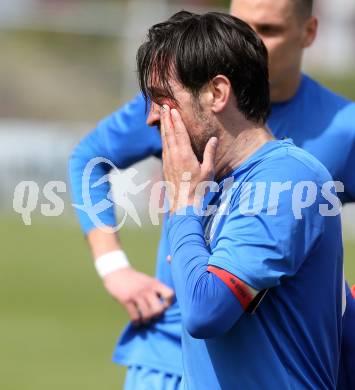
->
<box><xmin>230</xmin><ymin>0</ymin><xmax>317</xmax><ymax>102</ymax></box>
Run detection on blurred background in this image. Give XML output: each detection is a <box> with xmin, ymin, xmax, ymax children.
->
<box><xmin>1</xmin><ymin>0</ymin><xmax>354</xmax><ymax>389</ymax></box>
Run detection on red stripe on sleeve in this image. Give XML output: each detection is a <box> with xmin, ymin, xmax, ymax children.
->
<box><xmin>208</xmin><ymin>265</ymin><xmax>256</xmax><ymax>311</ymax></box>
<box><xmin>351</xmin><ymin>285</ymin><xmax>355</xmax><ymax>299</ymax></box>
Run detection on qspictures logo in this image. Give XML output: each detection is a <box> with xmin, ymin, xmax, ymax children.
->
<box><xmin>12</xmin><ymin>157</ymin><xmax>344</xmax><ymax>230</ymax></box>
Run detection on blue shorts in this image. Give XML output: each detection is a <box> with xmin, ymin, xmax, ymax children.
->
<box><xmin>124</xmin><ymin>365</ymin><xmax>182</xmax><ymax>390</ymax></box>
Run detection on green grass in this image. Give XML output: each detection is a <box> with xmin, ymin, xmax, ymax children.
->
<box><xmin>314</xmin><ymin>72</ymin><xmax>355</xmax><ymax>101</ymax></box>
<box><xmin>0</xmin><ymin>216</ymin><xmax>160</xmax><ymax>390</ymax></box>
<box><xmin>0</xmin><ymin>216</ymin><xmax>354</xmax><ymax>389</ymax></box>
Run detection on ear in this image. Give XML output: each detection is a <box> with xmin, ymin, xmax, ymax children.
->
<box><xmin>208</xmin><ymin>75</ymin><xmax>232</xmax><ymax>114</ymax></box>
<box><xmin>302</xmin><ymin>16</ymin><xmax>318</xmax><ymax>48</ymax></box>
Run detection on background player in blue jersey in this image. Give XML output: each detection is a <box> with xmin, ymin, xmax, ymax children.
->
<box><xmin>69</xmin><ymin>0</ymin><xmax>355</xmax><ymax>388</ymax></box>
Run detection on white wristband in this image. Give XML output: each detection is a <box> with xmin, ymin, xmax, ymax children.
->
<box><xmin>95</xmin><ymin>250</ymin><xmax>130</xmax><ymax>278</ymax></box>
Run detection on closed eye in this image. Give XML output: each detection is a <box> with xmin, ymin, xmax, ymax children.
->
<box><xmin>255</xmin><ymin>24</ymin><xmax>285</xmax><ymax>37</ymax></box>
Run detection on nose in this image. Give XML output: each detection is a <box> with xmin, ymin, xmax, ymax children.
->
<box><xmin>146</xmin><ymin>102</ymin><xmax>161</xmax><ymax>127</ymax></box>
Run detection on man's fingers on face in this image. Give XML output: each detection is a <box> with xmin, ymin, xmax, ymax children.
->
<box><xmin>202</xmin><ymin>137</ymin><xmax>218</xmax><ymax>176</ymax></box>
<box><xmin>160</xmin><ymin>109</ymin><xmax>170</xmax><ymax>167</ymax></box>
<box><xmin>170</xmin><ymin>108</ymin><xmax>192</xmax><ymax>147</ymax></box>
<box><xmin>161</xmin><ymin>105</ymin><xmax>177</xmax><ymax>149</ymax></box>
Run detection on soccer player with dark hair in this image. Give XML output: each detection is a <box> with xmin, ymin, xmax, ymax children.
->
<box><xmin>69</xmin><ymin>1</ymin><xmax>355</xmax><ymax>388</ymax></box>
<box><xmin>137</xmin><ymin>10</ymin><xmax>343</xmax><ymax>388</ymax></box>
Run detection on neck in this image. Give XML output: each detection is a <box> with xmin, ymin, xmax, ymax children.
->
<box><xmin>270</xmin><ymin>72</ymin><xmax>302</xmax><ymax>103</ymax></box>
<box><xmin>214</xmin><ymin>122</ymin><xmax>274</xmax><ymax>181</ymax></box>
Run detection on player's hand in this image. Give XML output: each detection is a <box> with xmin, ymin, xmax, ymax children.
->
<box><xmin>103</xmin><ymin>267</ymin><xmax>174</xmax><ymax>325</ymax></box>
<box><xmin>160</xmin><ymin>105</ymin><xmax>218</xmax><ymax>214</ymax></box>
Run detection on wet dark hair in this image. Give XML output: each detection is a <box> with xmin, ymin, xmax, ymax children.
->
<box><xmin>137</xmin><ymin>10</ymin><xmax>270</xmax><ymax>124</ymax></box>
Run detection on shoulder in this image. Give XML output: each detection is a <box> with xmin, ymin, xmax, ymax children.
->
<box><xmin>245</xmin><ymin>140</ymin><xmax>332</xmax><ymax>185</ymax></box>
<box><xmin>97</xmin><ymin>93</ymin><xmax>147</xmax><ymax>129</ymax></box>
<box><xmin>303</xmin><ymin>75</ymin><xmax>355</xmax><ymax>136</ymax></box>
<box><xmin>303</xmin><ymin>75</ymin><xmax>350</xmax><ymax>107</ymax></box>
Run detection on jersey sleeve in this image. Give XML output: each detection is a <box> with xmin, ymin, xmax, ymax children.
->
<box><xmin>168</xmin><ymin>208</ymin><xmax>246</xmax><ymax>338</ymax></box>
<box><xmin>68</xmin><ymin>93</ymin><xmax>162</xmax><ymax>234</ymax></box>
<box><xmin>208</xmin><ymin>158</ymin><xmax>326</xmax><ymax>291</ymax></box>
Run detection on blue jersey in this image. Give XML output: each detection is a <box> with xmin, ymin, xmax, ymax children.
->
<box><xmin>68</xmin><ymin>74</ymin><xmax>355</xmax><ymax>378</ymax></box>
<box><xmin>268</xmin><ymin>75</ymin><xmax>355</xmax><ymax>203</ymax></box>
<box><xmin>168</xmin><ymin>139</ymin><xmax>343</xmax><ymax>389</ymax></box>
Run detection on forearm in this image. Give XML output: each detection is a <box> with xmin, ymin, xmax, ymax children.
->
<box><xmin>87</xmin><ymin>227</ymin><xmax>123</xmax><ymax>259</ymax></box>
<box><xmin>69</xmin><ymin>131</ymin><xmax>116</xmax><ymax>234</ymax></box>
<box><xmin>168</xmin><ymin>207</ymin><xmax>243</xmax><ymax>339</ymax></box>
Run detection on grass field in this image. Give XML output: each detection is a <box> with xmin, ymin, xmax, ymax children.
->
<box><xmin>1</xmin><ymin>215</ymin><xmax>355</xmax><ymax>389</ymax></box>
